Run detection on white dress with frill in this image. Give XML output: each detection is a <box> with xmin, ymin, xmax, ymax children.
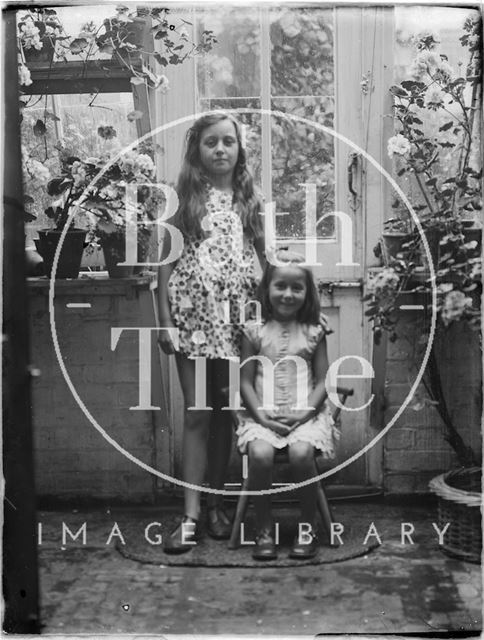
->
<box><xmin>236</xmin><ymin>316</ymin><xmax>340</xmax><ymax>457</ymax></box>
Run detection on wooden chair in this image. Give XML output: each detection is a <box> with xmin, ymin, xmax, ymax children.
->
<box><xmin>228</xmin><ymin>386</ymin><xmax>354</xmax><ymax>549</ymax></box>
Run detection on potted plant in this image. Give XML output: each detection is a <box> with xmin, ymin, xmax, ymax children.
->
<box><xmin>385</xmin><ymin>18</ymin><xmax>481</xmax><ymax>266</ymax></box>
<box><xmin>77</xmin><ymin>135</ymin><xmax>163</xmax><ymax>278</ymax></box>
<box><xmin>17</xmin><ymin>8</ymin><xmax>66</xmax><ymax>64</ymax></box>
<box><xmin>33</xmin><ymin>153</ymin><xmax>93</xmax><ymax>279</ymax></box>
<box><xmin>17</xmin><ymin>5</ymin><xmax>217</xmax><ymax>275</ymax></box>
<box><xmin>367</xmin><ymin>17</ymin><xmax>482</xmax><ymax>561</ymax></box>
<box><xmin>17</xmin><ymin>5</ymin><xmax>217</xmax><ymax>91</ymax></box>
<box><xmin>381</xmin><ymin>212</ymin><xmax>413</xmax><ymax>263</ymax></box>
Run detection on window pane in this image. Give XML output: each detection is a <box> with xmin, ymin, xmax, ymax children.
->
<box><xmin>272</xmin><ymin>97</ymin><xmax>335</xmax><ymax>238</ymax></box>
<box><xmin>196</xmin><ymin>7</ymin><xmax>336</xmax><ymax>240</ymax></box>
<box><xmin>58</xmin><ymin>93</ymin><xmax>137</xmax><ymax>150</ymax></box>
<box><xmin>197</xmin><ymin>9</ymin><xmax>261</xmax><ymax>98</ymax></box>
<box><xmin>270</xmin><ymin>7</ymin><xmax>334</xmax><ymax>97</ymax></box>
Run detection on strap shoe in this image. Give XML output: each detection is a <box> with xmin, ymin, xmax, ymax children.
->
<box><xmin>163</xmin><ymin>515</ymin><xmax>201</xmax><ymax>554</ymax></box>
<box><xmin>252</xmin><ymin>528</ymin><xmax>277</xmax><ymax>561</ymax></box>
<box><xmin>289</xmin><ymin>526</ymin><xmax>319</xmax><ymax>559</ymax></box>
<box><xmin>207</xmin><ymin>506</ymin><xmax>232</xmax><ymax>540</ymax></box>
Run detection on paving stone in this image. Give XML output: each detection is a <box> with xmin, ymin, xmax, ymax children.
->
<box><xmin>33</xmin><ymin>502</ymin><xmax>482</xmax><ymax>635</ymax></box>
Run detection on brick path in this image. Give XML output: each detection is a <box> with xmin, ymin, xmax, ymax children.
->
<box><xmin>36</xmin><ymin>502</ymin><xmax>481</xmax><ymax>635</ymax></box>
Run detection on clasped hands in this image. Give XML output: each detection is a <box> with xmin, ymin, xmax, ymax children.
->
<box><xmin>259</xmin><ymin>408</ymin><xmax>315</xmax><ymax>436</ymax></box>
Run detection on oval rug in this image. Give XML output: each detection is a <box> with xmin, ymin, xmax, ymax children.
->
<box><xmin>115</xmin><ymin>511</ymin><xmax>380</xmax><ymax>567</ymax></box>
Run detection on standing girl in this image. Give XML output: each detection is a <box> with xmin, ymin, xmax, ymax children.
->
<box><xmin>238</xmin><ymin>250</ymin><xmax>339</xmax><ymax>560</ymax></box>
<box><xmin>157</xmin><ymin>112</ymin><xmax>265</xmax><ymax>553</ymax></box>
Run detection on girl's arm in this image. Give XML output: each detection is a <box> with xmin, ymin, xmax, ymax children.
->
<box><xmin>253</xmin><ymin>233</ymin><xmax>266</xmax><ymax>271</ymax></box>
<box><xmin>281</xmin><ymin>337</ymin><xmax>330</xmax><ymax>429</ymax></box>
<box><xmin>253</xmin><ymin>191</ymin><xmax>266</xmax><ymax>270</ymax></box>
<box><xmin>240</xmin><ymin>334</ymin><xmax>292</xmax><ymax>436</ymax></box>
<box><xmin>306</xmin><ymin>336</ymin><xmax>330</xmax><ymax>417</ymax></box>
<box><xmin>157</xmin><ymin>231</ymin><xmax>177</xmax><ymax>354</ymax></box>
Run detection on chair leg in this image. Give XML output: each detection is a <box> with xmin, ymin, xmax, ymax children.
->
<box><xmin>315</xmin><ymin>475</ymin><xmax>338</xmax><ymax>547</ymax></box>
<box><xmin>228</xmin><ymin>477</ymin><xmax>250</xmax><ymax>549</ymax></box>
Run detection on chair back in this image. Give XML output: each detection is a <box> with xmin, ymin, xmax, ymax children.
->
<box><xmin>332</xmin><ymin>386</ymin><xmax>354</xmax><ymax>427</ymax></box>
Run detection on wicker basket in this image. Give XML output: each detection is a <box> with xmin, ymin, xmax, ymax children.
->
<box><xmin>429</xmin><ymin>467</ymin><xmax>482</xmax><ymax>564</ymax></box>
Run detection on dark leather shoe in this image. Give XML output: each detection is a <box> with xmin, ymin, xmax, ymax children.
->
<box><xmin>289</xmin><ymin>528</ymin><xmax>319</xmax><ymax>559</ymax></box>
<box><xmin>163</xmin><ymin>516</ymin><xmax>201</xmax><ymax>554</ymax></box>
<box><xmin>207</xmin><ymin>506</ymin><xmax>232</xmax><ymax>540</ymax></box>
<box><xmin>253</xmin><ymin>529</ymin><xmax>277</xmax><ymax>561</ymax></box>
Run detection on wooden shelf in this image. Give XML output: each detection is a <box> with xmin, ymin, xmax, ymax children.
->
<box><xmin>22</xmin><ymin>60</ymin><xmax>138</xmax><ymax>94</ymax></box>
<box><xmin>28</xmin><ymin>271</ymin><xmax>156</xmax><ymax>297</ymax></box>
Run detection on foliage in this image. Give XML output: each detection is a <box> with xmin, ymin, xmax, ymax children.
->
<box><xmin>26</xmin><ymin>121</ymin><xmax>163</xmax><ymax>259</ymax></box>
<box><xmin>18</xmin><ymin>5</ymin><xmax>215</xmax><ymax>236</ymax></box>
<box><xmin>197</xmin><ymin>9</ymin><xmax>259</xmax><ymax>98</ymax></box>
<box><xmin>364</xmin><ymin>266</ymin><xmax>407</xmax><ymax>344</ymax></box>
<box><xmin>365</xmin><ymin>16</ymin><xmax>482</xmax><ymax>466</ymax></box>
<box><xmin>72</xmin><ymin>132</ymin><xmax>163</xmax><ymax>254</ymax></box>
<box><xmin>44</xmin><ymin>155</ymin><xmax>92</xmax><ymax>230</ymax></box>
<box><xmin>366</xmin><ymin>16</ymin><xmax>482</xmax><ymax>338</ymax></box>
<box><xmin>383</xmin><ymin>215</ymin><xmax>412</xmax><ymax>234</ymax></box>
<box><xmin>21</xmin><ymin>97</ymin><xmax>137</xmax><ymax>228</ymax></box>
<box><xmin>271</xmin><ymin>99</ymin><xmax>335</xmax><ymax>238</ymax></box>
<box><xmin>270</xmin><ymin>8</ymin><xmax>334</xmax><ymax>239</ymax></box>
<box><xmin>17</xmin><ymin>5</ymin><xmax>216</xmax><ymax>90</ymax></box>
<box><xmin>21</xmin><ymin>106</ymin><xmax>60</xmax><ymax>224</ymax></box>
<box><xmin>270</xmin><ymin>7</ymin><xmax>333</xmax><ymax>96</ymax></box>
<box><xmin>17</xmin><ymin>5</ymin><xmax>216</xmax><ymax>192</ymax></box>
<box><xmin>18</xmin><ymin>8</ymin><xmax>65</xmax><ymax>53</ymax></box>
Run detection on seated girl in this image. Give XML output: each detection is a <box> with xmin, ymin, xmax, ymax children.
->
<box><xmin>238</xmin><ymin>250</ymin><xmax>339</xmax><ymax>560</ymax></box>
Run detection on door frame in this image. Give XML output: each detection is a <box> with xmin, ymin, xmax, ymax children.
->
<box><xmin>153</xmin><ymin>4</ymin><xmax>395</xmax><ymax>491</ymax></box>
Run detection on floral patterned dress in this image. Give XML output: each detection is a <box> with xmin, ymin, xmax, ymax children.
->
<box><xmin>236</xmin><ymin>315</ymin><xmax>340</xmax><ymax>458</ymax></box>
<box><xmin>167</xmin><ymin>185</ymin><xmax>259</xmax><ymax>358</ymax></box>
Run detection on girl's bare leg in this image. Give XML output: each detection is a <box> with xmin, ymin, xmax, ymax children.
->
<box><xmin>206</xmin><ymin>358</ymin><xmax>232</xmax><ymax>509</ymax></box>
<box><xmin>175</xmin><ymin>354</ymin><xmax>212</xmax><ymax>521</ymax></box>
<box><xmin>248</xmin><ymin>439</ymin><xmax>274</xmax><ymax>531</ymax></box>
<box><xmin>288</xmin><ymin>442</ymin><xmax>318</xmax><ymax>526</ymax></box>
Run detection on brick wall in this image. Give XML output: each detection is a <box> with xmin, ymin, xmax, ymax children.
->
<box><xmin>28</xmin><ymin>278</ymin><xmax>480</xmax><ymax>500</ymax></box>
<box><xmin>28</xmin><ymin>276</ymin><xmax>168</xmax><ymax>502</ymax></box>
<box><xmin>382</xmin><ymin>305</ymin><xmax>482</xmax><ymax>494</ymax></box>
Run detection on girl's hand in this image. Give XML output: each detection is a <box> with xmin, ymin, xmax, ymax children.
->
<box><xmin>276</xmin><ymin>414</ymin><xmax>299</xmax><ymax>426</ymax></box>
<box><xmin>263</xmin><ymin>418</ymin><xmax>294</xmax><ymax>436</ymax></box>
<box><xmin>259</xmin><ymin>412</ymin><xmax>293</xmax><ymax>436</ymax></box>
<box><xmin>276</xmin><ymin>410</ymin><xmax>315</xmax><ymax>427</ymax></box>
<box><xmin>157</xmin><ymin>325</ymin><xmax>177</xmax><ymax>355</ymax></box>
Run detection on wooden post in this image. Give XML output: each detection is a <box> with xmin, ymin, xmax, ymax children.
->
<box><xmin>2</xmin><ymin>8</ymin><xmax>40</xmax><ymax>633</ymax></box>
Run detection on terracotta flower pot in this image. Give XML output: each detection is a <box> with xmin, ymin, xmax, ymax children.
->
<box><xmin>381</xmin><ymin>232</ymin><xmax>410</xmax><ymax>264</ymax></box>
<box><xmin>100</xmin><ymin>229</ymin><xmax>152</xmax><ymax>278</ymax></box>
<box><xmin>22</xmin><ymin>23</ymin><xmax>56</xmax><ymax>64</ymax></box>
<box><xmin>35</xmin><ymin>228</ymin><xmax>87</xmax><ymax>279</ymax></box>
<box><xmin>100</xmin><ymin>236</ymin><xmax>135</xmax><ymax>278</ymax></box>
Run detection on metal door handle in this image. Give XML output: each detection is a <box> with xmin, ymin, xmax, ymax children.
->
<box><xmin>347</xmin><ymin>152</ymin><xmax>359</xmax><ymax>197</ymax></box>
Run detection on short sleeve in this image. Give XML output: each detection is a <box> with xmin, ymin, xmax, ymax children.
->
<box><xmin>241</xmin><ymin>320</ymin><xmax>263</xmax><ymax>351</ymax></box>
<box><xmin>306</xmin><ymin>312</ymin><xmax>333</xmax><ymax>348</ymax></box>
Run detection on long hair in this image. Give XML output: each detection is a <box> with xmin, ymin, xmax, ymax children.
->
<box><xmin>256</xmin><ymin>250</ymin><xmax>321</xmax><ymax>325</ymax></box>
<box><xmin>174</xmin><ymin>112</ymin><xmax>263</xmax><ymax>240</ymax></box>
